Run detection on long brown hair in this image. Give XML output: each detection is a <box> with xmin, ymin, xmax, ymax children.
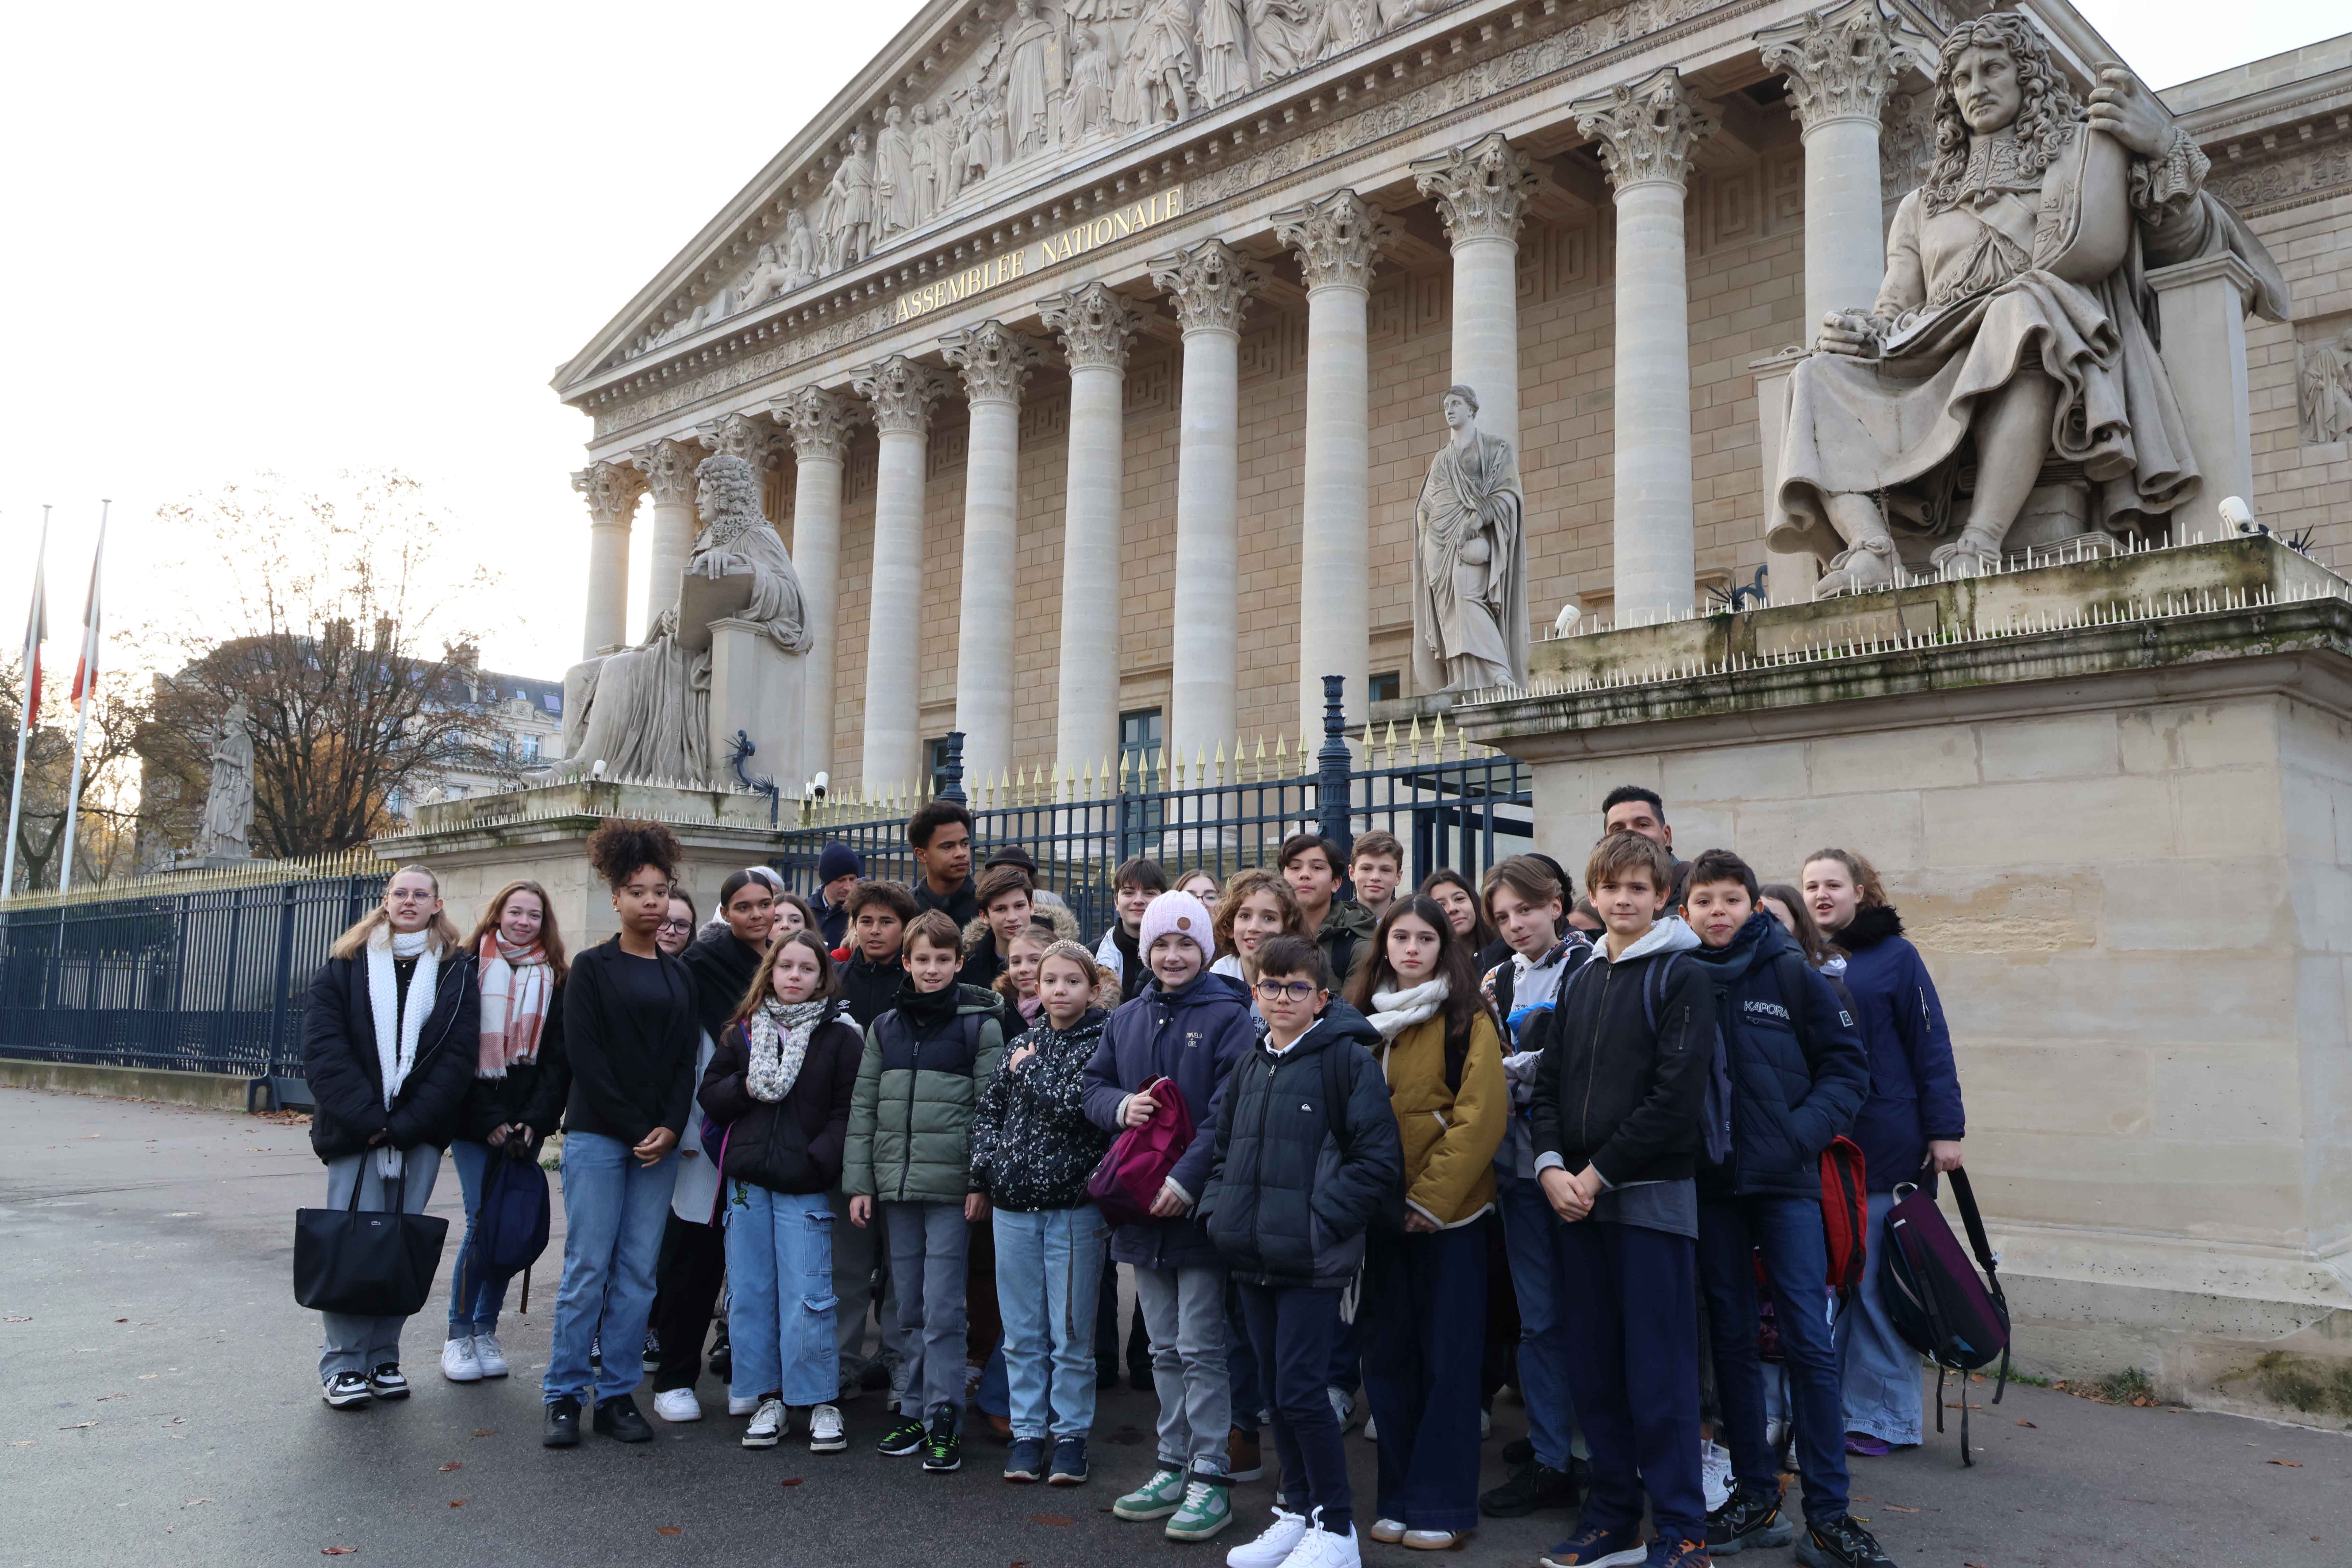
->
<box><xmin>330</xmin><ymin>865</ymin><xmax>464</xmax><ymax>959</ymax></box>
<box><xmin>729</xmin><ymin>929</ymin><xmax>840</xmax><ymax>1030</ymax></box>
<box><xmin>1418</xmin><ymin>865</ymin><xmax>1500</xmax><ymax>953</ymax></box>
<box><xmin>1347</xmin><ymin>894</ymin><xmax>1491</xmax><ymax>1086</ymax></box>
<box><xmin>465</xmin><ymin>880</ymin><xmax>570</xmax><ymax>984</ymax></box>
<box><xmin>1210</xmin><ymin>868</ymin><xmax>1305</xmax><ymax>961</ymax></box>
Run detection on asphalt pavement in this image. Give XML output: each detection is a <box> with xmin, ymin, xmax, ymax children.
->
<box><xmin>2</xmin><ymin>1086</ymin><xmax>2345</xmax><ymax>1568</ymax></box>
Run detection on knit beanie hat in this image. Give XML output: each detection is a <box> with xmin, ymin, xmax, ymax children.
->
<box><xmin>817</xmin><ymin>841</ymin><xmax>863</xmax><ymax>884</ymax></box>
<box><xmin>1137</xmin><ymin>890</ymin><xmax>1213</xmax><ymax>967</ymax></box>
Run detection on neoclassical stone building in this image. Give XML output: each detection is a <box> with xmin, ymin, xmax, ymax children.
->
<box><xmin>553</xmin><ymin>0</ymin><xmax>2352</xmax><ymax>800</ymax></box>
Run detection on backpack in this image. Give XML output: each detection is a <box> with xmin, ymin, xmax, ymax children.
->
<box><xmin>1880</xmin><ymin>1168</ymin><xmax>2011</xmax><ymax>1465</ymax></box>
<box><xmin>1819</xmin><ymin>1135</ymin><xmax>1869</xmax><ymax>1298</ymax></box>
<box><xmin>1087</xmin><ymin>1075</ymin><xmax>1196</xmax><ymax>1226</ymax></box>
<box><xmin>469</xmin><ymin>1147</ymin><xmax>552</xmax><ymax>1281</ymax></box>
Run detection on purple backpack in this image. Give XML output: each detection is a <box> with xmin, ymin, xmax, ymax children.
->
<box><xmin>1087</xmin><ymin>1076</ymin><xmax>1194</xmax><ymax>1227</ymax></box>
<box><xmin>1879</xmin><ymin>1168</ymin><xmax>2011</xmax><ymax>1465</ymax></box>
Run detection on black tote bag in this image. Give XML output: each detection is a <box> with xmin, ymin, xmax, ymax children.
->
<box><xmin>294</xmin><ymin>1154</ymin><xmax>450</xmax><ymax>1318</ymax></box>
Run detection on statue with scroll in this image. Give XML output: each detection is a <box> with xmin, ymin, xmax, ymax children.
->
<box><xmin>1412</xmin><ymin>385</ymin><xmax>1528</xmax><ymax>693</ymax></box>
<box><xmin>1772</xmin><ymin>13</ymin><xmax>2288</xmax><ymax>595</ymax></box>
<box><xmin>195</xmin><ymin>697</ymin><xmax>256</xmax><ymax>861</ymax></box>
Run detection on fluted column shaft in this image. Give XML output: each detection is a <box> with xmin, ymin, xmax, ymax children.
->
<box><xmin>1415</xmin><ymin>135</ymin><xmax>1535</xmax><ymax>459</ymax></box>
<box><xmin>941</xmin><ymin>323</ymin><xmax>1044</xmax><ymax>793</ymax></box>
<box><xmin>632</xmin><ymin>439</ymin><xmax>700</xmax><ymax>628</ymax></box>
<box><xmin>853</xmin><ymin>357</ymin><xmax>949</xmax><ymax>794</ymax></box>
<box><xmin>1039</xmin><ymin>284</ymin><xmax>1140</xmax><ymax>776</ymax></box>
<box><xmin>1578</xmin><ymin>71</ymin><xmax>1713</xmax><ymax>624</ymax></box>
<box><xmin>1760</xmin><ymin>0</ymin><xmax>1911</xmax><ymax>326</ymax></box>
<box><xmin>574</xmin><ymin>462</ymin><xmax>641</xmax><ymax>657</ymax></box>
<box><xmin>778</xmin><ymin>387</ymin><xmax>858</xmax><ymax>781</ymax></box>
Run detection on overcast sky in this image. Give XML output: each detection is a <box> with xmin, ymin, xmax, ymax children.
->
<box><xmin>2</xmin><ymin>0</ymin><xmax>2341</xmax><ymax>684</ymax></box>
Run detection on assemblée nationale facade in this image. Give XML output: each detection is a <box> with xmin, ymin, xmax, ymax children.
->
<box><xmin>552</xmin><ymin>0</ymin><xmax>2352</xmax><ymax>799</ymax></box>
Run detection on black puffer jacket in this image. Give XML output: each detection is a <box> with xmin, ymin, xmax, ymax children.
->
<box><xmin>302</xmin><ymin>947</ymin><xmax>480</xmax><ymax>1163</ymax></box>
<box><xmin>1200</xmin><ymin>1005</ymin><xmax>1403</xmax><ymax>1290</ymax></box>
<box><xmin>698</xmin><ymin>1004</ymin><xmax>863</xmax><ymax>1194</ymax></box>
<box><xmin>461</xmin><ymin>982</ymin><xmax>571</xmax><ymax>1144</ymax></box>
<box><xmin>970</xmin><ymin>1008</ymin><xmax>1115</xmax><ymax>1212</ymax></box>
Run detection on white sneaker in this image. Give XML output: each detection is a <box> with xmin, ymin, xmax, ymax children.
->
<box><xmin>1362</xmin><ymin>1414</ymin><xmax>1378</xmax><ymax>1442</ymax></box>
<box><xmin>742</xmin><ymin>1397</ymin><xmax>785</xmax><ymax>1448</ymax></box>
<box><xmin>808</xmin><ymin>1403</ymin><xmax>847</xmax><ymax>1452</ymax></box>
<box><xmin>1327</xmin><ymin>1387</ymin><xmax>1359</xmax><ymax>1433</ymax></box>
<box><xmin>1301</xmin><ymin>1510</ymin><xmax>1359</xmax><ymax>1568</ymax></box>
<box><xmin>653</xmin><ymin>1387</ymin><xmax>703</xmax><ymax>1423</ymax></box>
<box><xmin>1226</xmin><ymin>1505</ymin><xmax>1308</xmax><ymax>1568</ymax></box>
<box><xmin>1480</xmin><ymin>1408</ymin><xmax>1492</xmax><ymax>1440</ymax></box>
<box><xmin>728</xmin><ymin>1394</ymin><xmax>761</xmax><ymax>1417</ymax></box>
<box><xmin>1701</xmin><ymin>1437</ymin><xmax>1733</xmax><ymax>1512</ymax></box>
<box><xmin>439</xmin><ymin>1337</ymin><xmax>482</xmax><ymax>1383</ymax></box>
<box><xmin>1402</xmin><ymin>1530</ymin><xmax>1463</xmax><ymax>1550</ymax></box>
<box><xmin>470</xmin><ymin>1333</ymin><xmax>509</xmax><ymax>1378</ymax></box>
<box><xmin>1369</xmin><ymin>1519</ymin><xmax>1407</xmax><ymax>1544</ymax></box>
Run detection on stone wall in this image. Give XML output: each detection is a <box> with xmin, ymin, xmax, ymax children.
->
<box><xmin>2247</xmin><ymin>187</ymin><xmax>2352</xmax><ymax>557</ymax></box>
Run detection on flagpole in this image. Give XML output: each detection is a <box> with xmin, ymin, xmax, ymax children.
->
<box><xmin>2</xmin><ymin>507</ymin><xmax>49</xmax><ymax>898</ymax></box>
<box><xmin>57</xmin><ymin>503</ymin><xmax>107</xmax><ymax>895</ymax></box>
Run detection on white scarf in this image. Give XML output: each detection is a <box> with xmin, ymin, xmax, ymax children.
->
<box><xmin>745</xmin><ymin>997</ymin><xmax>829</xmax><ymax>1103</ymax></box>
<box><xmin>1367</xmin><ymin>977</ymin><xmax>1449</xmax><ymax>1057</ymax></box>
<box><xmin>367</xmin><ymin>927</ymin><xmax>439</xmax><ymax>1178</ymax></box>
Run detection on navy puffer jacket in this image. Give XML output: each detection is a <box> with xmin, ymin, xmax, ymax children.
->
<box><xmin>1687</xmin><ymin>914</ymin><xmax>1868</xmax><ymax>1199</ymax></box>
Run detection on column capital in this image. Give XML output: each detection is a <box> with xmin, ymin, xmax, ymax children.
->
<box><xmin>1148</xmin><ymin>240</ymin><xmax>1264</xmax><ymax>336</ymax></box>
<box><xmin>852</xmin><ymin>355</ymin><xmax>952</xmax><ymax>436</ymax></box>
<box><xmin>939</xmin><ymin>320</ymin><xmax>1047</xmax><ymax>405</ymax></box>
<box><xmin>773</xmin><ymin>386</ymin><xmax>860</xmax><ymax>462</ymax></box>
<box><xmin>694</xmin><ymin>411</ymin><xmax>784</xmax><ymax>470</ymax></box>
<box><xmin>1037</xmin><ymin>281</ymin><xmax>1141</xmax><ymax>372</ymax></box>
<box><xmin>1756</xmin><ymin>0</ymin><xmax>1922</xmax><ymax>131</ymax></box>
<box><xmin>1574</xmin><ymin>67</ymin><xmax>1715</xmax><ymax>194</ymax></box>
<box><xmin>1273</xmin><ymin>190</ymin><xmax>1395</xmax><ymax>293</ymax></box>
<box><xmin>1411</xmin><ymin>133</ymin><xmax>1536</xmax><ymax>246</ymax></box>
<box><xmin>630</xmin><ymin>437</ymin><xmax>702</xmax><ymax>505</ymax></box>
<box><xmin>572</xmin><ymin>461</ymin><xmax>644</xmax><ymax>528</ymax></box>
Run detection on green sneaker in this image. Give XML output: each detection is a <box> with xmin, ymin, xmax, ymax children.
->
<box><xmin>1163</xmin><ymin>1478</ymin><xmax>1233</xmax><ymax>1542</ymax></box>
<box><xmin>1112</xmin><ymin>1466</ymin><xmax>1188</xmax><ymax>1521</ymax></box>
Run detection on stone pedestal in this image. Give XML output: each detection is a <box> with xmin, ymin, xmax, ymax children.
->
<box><xmin>706</xmin><ymin>616</ymin><xmax>805</xmax><ymax>797</ymax></box>
<box><xmin>1459</xmin><ymin>536</ymin><xmax>2352</xmax><ymax>1425</ymax></box>
<box><xmin>2149</xmin><ymin>254</ymin><xmax>2260</xmax><ymax>541</ymax></box>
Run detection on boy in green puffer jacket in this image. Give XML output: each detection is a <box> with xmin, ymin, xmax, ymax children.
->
<box><xmin>843</xmin><ymin>909</ymin><xmax>1006</xmax><ymax>1476</ymax></box>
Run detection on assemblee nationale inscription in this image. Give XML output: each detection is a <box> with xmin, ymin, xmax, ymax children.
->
<box><xmin>892</xmin><ymin>188</ymin><xmax>1185</xmax><ymax>324</ymax></box>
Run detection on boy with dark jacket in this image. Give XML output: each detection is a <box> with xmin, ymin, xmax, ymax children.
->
<box><xmin>1203</xmin><ymin>936</ymin><xmax>1402</xmax><ymax>1568</ymax></box>
<box><xmin>828</xmin><ymin>876</ymin><xmax>920</xmax><ymax>1396</ymax></box>
<box><xmin>1527</xmin><ymin>832</ymin><xmax>1716</xmax><ymax>1568</ymax></box>
<box><xmin>1681</xmin><ymin>852</ymin><xmax>1887</xmax><ymax>1568</ymax></box>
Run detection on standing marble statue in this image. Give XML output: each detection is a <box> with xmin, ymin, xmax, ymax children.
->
<box><xmin>196</xmin><ymin>697</ymin><xmax>256</xmax><ymax>861</ymax></box>
<box><xmin>1772</xmin><ymin>13</ymin><xmax>2287</xmax><ymax>594</ymax></box>
<box><xmin>820</xmin><ymin>132</ymin><xmax>877</xmax><ymax>269</ymax></box>
<box><xmin>1412</xmin><ymin>385</ymin><xmax>1528</xmax><ymax>693</ymax></box>
<box><xmin>875</xmin><ymin>106</ymin><xmax>918</xmax><ymax>240</ymax></box>
<box><xmin>1067</xmin><ymin>27</ymin><xmax>1115</xmax><ymax>140</ymax></box>
<box><xmin>996</xmin><ymin>0</ymin><xmax>1060</xmax><ymax>160</ymax></box>
<box><xmin>1198</xmin><ymin>0</ymin><xmax>1252</xmax><ymax>106</ymax></box>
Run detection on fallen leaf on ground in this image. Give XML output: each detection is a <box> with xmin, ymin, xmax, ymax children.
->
<box><xmin>9</xmin><ymin>1441</ymin><xmax>33</xmax><ymax>1447</ymax></box>
<box><xmin>97</xmin><ymin>1394</ymin><xmax>125</xmax><ymax>1401</ymax></box>
<box><xmin>1029</xmin><ymin>1515</ymin><xmax>1073</xmax><ymax>1527</ymax></box>
<box><xmin>1884</xmin><ymin>1505</ymin><xmax>1918</xmax><ymax>1513</ymax></box>
<box><xmin>322</xmin><ymin>1550</ymin><xmax>357</xmax><ymax>1557</ymax></box>
<box><xmin>437</xmin><ymin>1462</ymin><xmax>461</xmax><ymax>1472</ymax></box>
<box><xmin>116</xmin><ymin>1318</ymin><xmax>128</xmax><ymax>1323</ymax></box>
<box><xmin>657</xmin><ymin>1526</ymin><xmax>682</xmax><ymax>1536</ymax></box>
<box><xmin>59</xmin><ymin>1421</ymin><xmax>96</xmax><ymax>1430</ymax></box>
<box><xmin>139</xmin><ymin>1374</ymin><xmax>156</xmax><ymax>1380</ymax></box>
<box><xmin>3</xmin><ymin>1317</ymin><xmax>29</xmax><ymax>1323</ymax></box>
<box><xmin>471</xmin><ymin>1428</ymin><xmax>496</xmax><ymax>1438</ymax></box>
<box><xmin>449</xmin><ymin>1500</ymin><xmax>466</xmax><ymax>1509</ymax></box>
<box><xmin>2267</xmin><ymin>1459</ymin><xmax>2303</xmax><ymax>1467</ymax></box>
<box><xmin>780</xmin><ymin>1479</ymin><xmax>804</xmax><ymax>1487</ymax></box>
<box><xmin>2014</xmin><ymin>1420</ymin><xmax>2036</xmax><ymax>1428</ymax></box>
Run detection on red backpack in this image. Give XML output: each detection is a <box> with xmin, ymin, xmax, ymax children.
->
<box><xmin>1820</xmin><ymin>1136</ymin><xmax>1869</xmax><ymax>1299</ymax></box>
<box><xmin>1087</xmin><ymin>1076</ymin><xmax>1195</xmax><ymax>1226</ymax></box>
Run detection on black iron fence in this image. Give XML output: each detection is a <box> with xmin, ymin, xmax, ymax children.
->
<box><xmin>0</xmin><ymin>858</ymin><xmax>390</xmax><ymax>1104</ymax></box>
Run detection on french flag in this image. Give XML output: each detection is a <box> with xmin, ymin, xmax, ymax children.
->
<box><xmin>68</xmin><ymin>517</ymin><xmax>104</xmax><ymax>710</ymax></box>
<box><xmin>17</xmin><ymin>521</ymin><xmax>44</xmax><ymax>729</ymax></box>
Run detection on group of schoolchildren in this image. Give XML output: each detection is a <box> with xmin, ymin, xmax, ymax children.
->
<box><xmin>300</xmin><ymin>784</ymin><xmax>1965</xmax><ymax>1568</ymax></box>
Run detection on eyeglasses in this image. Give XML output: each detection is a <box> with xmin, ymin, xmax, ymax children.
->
<box><xmin>1252</xmin><ymin>979</ymin><xmax>1323</xmax><ymax>1003</ymax></box>
<box><xmin>657</xmin><ymin>920</ymin><xmax>693</xmax><ymax>935</ymax></box>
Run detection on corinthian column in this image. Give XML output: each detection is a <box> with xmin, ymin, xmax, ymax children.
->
<box><xmin>1275</xmin><ymin>191</ymin><xmax>1392</xmax><ymax>735</ymax></box>
<box><xmin>631</xmin><ymin>438</ymin><xmax>702</xmax><ymax>628</ymax></box>
<box><xmin>1148</xmin><ymin>241</ymin><xmax>1261</xmax><ymax>767</ymax></box>
<box><xmin>940</xmin><ymin>321</ymin><xmax>1045</xmax><ymax>793</ymax></box>
<box><xmin>1576</xmin><ymin>68</ymin><xmax>1714</xmax><ymax>624</ymax></box>
<box><xmin>1759</xmin><ymin>0</ymin><xmax>1916</xmax><ymax>326</ymax></box>
<box><xmin>1036</xmin><ymin>283</ymin><xmax>1140</xmax><ymax>776</ymax></box>
<box><xmin>775</xmin><ymin>386</ymin><xmax>859</xmax><ymax>780</ymax></box>
<box><xmin>573</xmin><ymin>462</ymin><xmax>643</xmax><ymax>658</ymax></box>
<box><xmin>851</xmin><ymin>356</ymin><xmax>949</xmax><ymax>794</ymax></box>
<box><xmin>1413</xmin><ymin>134</ymin><xmax>1535</xmax><ymax>457</ymax></box>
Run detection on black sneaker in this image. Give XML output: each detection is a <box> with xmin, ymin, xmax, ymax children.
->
<box><xmin>1004</xmin><ymin>1436</ymin><xmax>1046</xmax><ymax>1482</ymax></box>
<box><xmin>1481</xmin><ymin>1458</ymin><xmax>1580</xmax><ymax>1518</ymax></box>
<box><xmin>543</xmin><ymin>1396</ymin><xmax>582</xmax><ymax>1447</ymax></box>
<box><xmin>321</xmin><ymin>1371</ymin><xmax>372</xmax><ymax>1410</ymax></box>
<box><xmin>1708</xmin><ymin>1486</ymin><xmax>1794</xmax><ymax>1555</ymax></box>
<box><xmin>1796</xmin><ymin>1516</ymin><xmax>1896</xmax><ymax>1568</ymax></box>
<box><xmin>921</xmin><ymin>1412</ymin><xmax>963</xmax><ymax>1473</ymax></box>
<box><xmin>1048</xmin><ymin>1436</ymin><xmax>1090</xmax><ymax>1486</ymax></box>
<box><xmin>877</xmin><ymin>1415</ymin><xmax>927</xmax><ymax>1456</ymax></box>
<box><xmin>593</xmin><ymin>1395</ymin><xmax>654</xmax><ymax>1443</ymax></box>
<box><xmin>1501</xmin><ymin>1435</ymin><xmax>1535</xmax><ymax>1466</ymax></box>
<box><xmin>860</xmin><ymin>1359</ymin><xmax>893</xmax><ymax>1393</ymax></box>
<box><xmin>366</xmin><ymin>1364</ymin><xmax>409</xmax><ymax>1400</ymax></box>
<box><xmin>707</xmin><ymin>1324</ymin><xmax>732</xmax><ymax>1383</ymax></box>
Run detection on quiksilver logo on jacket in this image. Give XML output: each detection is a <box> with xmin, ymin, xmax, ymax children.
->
<box><xmin>1742</xmin><ymin>1000</ymin><xmax>1791</xmax><ymax>1022</ymax></box>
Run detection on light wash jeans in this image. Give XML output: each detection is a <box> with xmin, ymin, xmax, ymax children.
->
<box><xmin>725</xmin><ymin>1183</ymin><xmax>839</xmax><ymax>1408</ymax></box>
<box><xmin>1496</xmin><ymin>1170</ymin><xmax>1586</xmax><ymax>1472</ymax></box>
<box><xmin>317</xmin><ymin>1146</ymin><xmax>442</xmax><ymax>1381</ymax></box>
<box><xmin>1840</xmin><ymin>1189</ymin><xmax>1925</xmax><ymax>1445</ymax></box>
<box><xmin>994</xmin><ymin>1206</ymin><xmax>1109</xmax><ymax>1441</ymax></box>
<box><xmin>445</xmin><ymin>1139</ymin><xmax>514</xmax><ymax>1339</ymax></box>
<box><xmin>883</xmin><ymin>1199</ymin><xmax>971</xmax><ymax>1427</ymax></box>
<box><xmin>1134</xmin><ymin>1261</ymin><xmax>1231</xmax><ymax>1476</ymax></box>
<box><xmin>542</xmin><ymin>1130</ymin><xmax>678</xmax><ymax>1408</ymax></box>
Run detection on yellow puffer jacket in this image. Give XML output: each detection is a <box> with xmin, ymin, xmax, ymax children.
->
<box><xmin>1380</xmin><ymin>1008</ymin><xmax>1507</xmax><ymax>1228</ymax></box>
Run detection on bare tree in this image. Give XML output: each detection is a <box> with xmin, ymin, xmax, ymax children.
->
<box><xmin>1</xmin><ymin>659</ymin><xmax>153</xmax><ymax>892</ymax></box>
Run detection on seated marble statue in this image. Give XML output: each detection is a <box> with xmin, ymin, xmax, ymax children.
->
<box><xmin>566</xmin><ymin>453</ymin><xmax>809</xmax><ymax>783</ymax></box>
<box><xmin>1771</xmin><ymin>13</ymin><xmax>2287</xmax><ymax>595</ymax></box>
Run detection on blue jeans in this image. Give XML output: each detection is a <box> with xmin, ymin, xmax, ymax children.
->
<box><xmin>994</xmin><ymin>1206</ymin><xmax>1109</xmax><ymax>1440</ymax></box>
<box><xmin>1840</xmin><ymin>1190</ymin><xmax>1923</xmax><ymax>1445</ymax></box>
<box><xmin>542</xmin><ymin>1131</ymin><xmax>678</xmax><ymax>1407</ymax></box>
<box><xmin>1362</xmin><ymin>1222</ymin><xmax>1488</xmax><ymax>1533</ymax></box>
<box><xmin>1698</xmin><ymin>1194</ymin><xmax>1850</xmax><ymax>1523</ymax></box>
<box><xmin>1238</xmin><ymin>1283</ymin><xmax>1351</xmax><ymax>1526</ymax></box>
<box><xmin>1556</xmin><ymin>1220</ymin><xmax>1706</xmax><ymax>1543</ymax></box>
<box><xmin>724</xmin><ymin>1183</ymin><xmax>838</xmax><ymax>1407</ymax></box>
<box><xmin>318</xmin><ymin>1147</ymin><xmax>441</xmax><ymax>1380</ymax></box>
<box><xmin>445</xmin><ymin>1140</ymin><xmax>514</xmax><ymax>1339</ymax></box>
<box><xmin>1496</xmin><ymin>1171</ymin><xmax>1582</xmax><ymax>1472</ymax></box>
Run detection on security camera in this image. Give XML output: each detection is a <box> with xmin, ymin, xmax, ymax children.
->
<box><xmin>806</xmin><ymin>770</ymin><xmax>830</xmax><ymax>801</ymax></box>
<box><xmin>591</xmin><ymin>759</ymin><xmax>607</xmax><ymax>779</ymax></box>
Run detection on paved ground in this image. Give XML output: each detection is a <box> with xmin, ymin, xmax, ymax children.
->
<box><xmin>2</xmin><ymin>1086</ymin><xmax>2345</xmax><ymax>1568</ymax></box>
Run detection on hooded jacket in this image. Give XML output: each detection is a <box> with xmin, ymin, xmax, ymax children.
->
<box><xmin>969</xmin><ymin>1006</ymin><xmax>1115</xmax><ymax>1212</ymax></box>
<box><xmin>1080</xmin><ymin>969</ymin><xmax>1257</xmax><ymax>1268</ymax></box>
<box><xmin>1834</xmin><ymin>905</ymin><xmax>1965</xmax><ymax>1193</ymax></box>
<box><xmin>697</xmin><ymin>1003</ymin><xmax>863</xmax><ymax>1195</ymax></box>
<box><xmin>1482</xmin><ymin>934</ymin><xmax>1595</xmax><ymax>1180</ymax></box>
<box><xmin>959</xmin><ymin>900</ymin><xmax>1082</xmax><ymax>993</ymax></box>
<box><xmin>302</xmin><ymin>948</ymin><xmax>481</xmax><ymax>1162</ymax></box>
<box><xmin>1313</xmin><ymin>899</ymin><xmax>1378</xmax><ymax>985</ymax></box>
<box><xmin>842</xmin><ymin>981</ymin><xmax>1006</xmax><ymax>1204</ymax></box>
<box><xmin>1687</xmin><ymin>913</ymin><xmax>1869</xmax><ymax>1200</ymax></box>
<box><xmin>1201</xmin><ymin>1012</ymin><xmax>1404</xmax><ymax>1289</ymax></box>
<box><xmin>1528</xmin><ymin>918</ymin><xmax>1717</xmax><ymax>1188</ymax></box>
